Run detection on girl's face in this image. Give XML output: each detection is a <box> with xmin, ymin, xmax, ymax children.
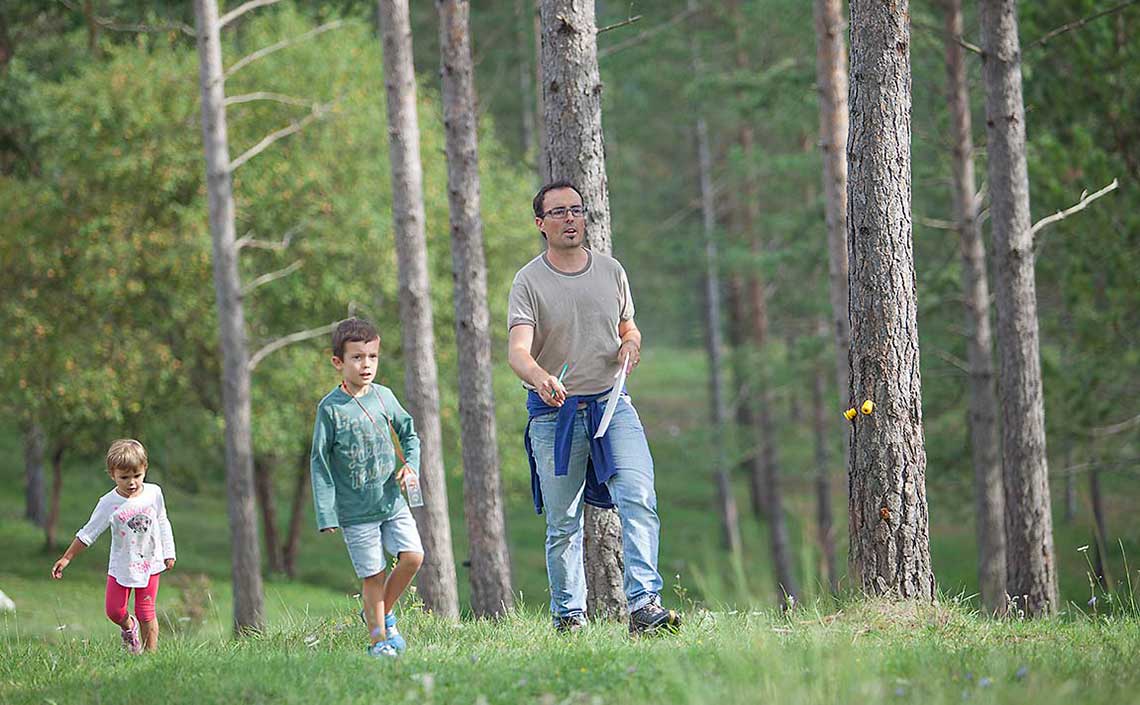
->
<box><xmin>110</xmin><ymin>465</ymin><xmax>146</xmax><ymax>498</ymax></box>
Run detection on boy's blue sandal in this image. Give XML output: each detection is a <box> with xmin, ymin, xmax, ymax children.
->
<box><xmin>361</xmin><ymin>611</ymin><xmax>406</xmax><ymax>653</ymax></box>
<box><xmin>367</xmin><ymin>640</ymin><xmax>399</xmax><ymax>658</ymax></box>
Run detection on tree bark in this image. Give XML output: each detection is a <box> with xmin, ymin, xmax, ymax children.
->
<box><xmin>846</xmin><ymin>0</ymin><xmax>935</xmax><ymax>600</ymax></box>
<box><xmin>534</xmin><ymin>9</ymin><xmax>548</xmax><ymax>183</ymax></box>
<box><xmin>538</xmin><ymin>0</ymin><xmax>624</xmax><ymax>619</ymax></box>
<box><xmin>437</xmin><ymin>0</ymin><xmax>515</xmax><ymax>618</ymax></box>
<box><xmin>253</xmin><ymin>455</ymin><xmax>284</xmax><ymax>574</ymax></box>
<box><xmin>979</xmin><ymin>0</ymin><xmax>1058</xmax><ymax>617</ymax></box>
<box><xmin>44</xmin><ymin>443</ymin><xmax>65</xmax><ymax>550</ymax></box>
<box><xmin>1063</xmin><ymin>443</ymin><xmax>1077</xmax><ymax>523</ymax></box>
<box><xmin>193</xmin><ymin>0</ymin><xmax>266</xmax><ymax>635</ymax></box>
<box><xmin>517</xmin><ymin>0</ymin><xmax>536</xmax><ymax>161</ymax></box>
<box><xmin>812</xmin><ymin>345</ymin><xmax>839</xmax><ymax>595</ymax></box>
<box><xmin>24</xmin><ymin>421</ymin><xmax>46</xmax><ymax>527</ymax></box>
<box><xmin>378</xmin><ymin>0</ymin><xmax>460</xmax><ymax>619</ymax></box>
<box><xmin>941</xmin><ymin>0</ymin><xmax>1006</xmax><ymax>617</ymax></box>
<box><xmin>690</xmin><ymin>0</ymin><xmax>742</xmax><ymax>557</ymax></box>
<box><xmin>813</xmin><ymin>0</ymin><xmax>852</xmax><ymax>414</ymax></box>
<box><xmin>1089</xmin><ymin>464</ymin><xmax>1113</xmax><ymax>591</ymax></box>
<box><xmin>283</xmin><ymin>450</ymin><xmax>309</xmax><ymax>579</ymax></box>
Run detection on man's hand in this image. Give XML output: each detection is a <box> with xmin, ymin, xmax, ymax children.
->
<box><xmin>321</xmin><ymin>527</ymin><xmax>338</xmax><ymax>534</ymax></box>
<box><xmin>164</xmin><ymin>558</ymin><xmax>176</xmax><ymax>571</ymax></box>
<box><xmin>51</xmin><ymin>557</ymin><xmax>69</xmax><ymax>579</ymax></box>
<box><xmin>396</xmin><ymin>463</ymin><xmax>416</xmax><ymax>491</ymax></box>
<box><xmin>618</xmin><ymin>340</ymin><xmax>641</xmax><ymax>375</ymax></box>
<box><xmin>534</xmin><ymin>372</ymin><xmax>567</xmax><ymax>407</ymax></box>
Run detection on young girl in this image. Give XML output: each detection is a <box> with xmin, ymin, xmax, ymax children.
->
<box><xmin>51</xmin><ymin>439</ymin><xmax>176</xmax><ymax>653</ymax></box>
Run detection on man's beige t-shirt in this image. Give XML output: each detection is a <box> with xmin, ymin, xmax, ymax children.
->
<box><xmin>508</xmin><ymin>250</ymin><xmax>635</xmax><ymax>396</ymax></box>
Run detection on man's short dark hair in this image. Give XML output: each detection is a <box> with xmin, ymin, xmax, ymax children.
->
<box><xmin>533</xmin><ymin>180</ymin><xmax>584</xmax><ymax>218</ymax></box>
<box><xmin>332</xmin><ymin>317</ymin><xmax>380</xmax><ymax>359</ymax></box>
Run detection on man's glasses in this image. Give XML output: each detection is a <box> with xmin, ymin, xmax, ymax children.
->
<box><xmin>541</xmin><ymin>205</ymin><xmax>587</xmax><ymax>219</ymax></box>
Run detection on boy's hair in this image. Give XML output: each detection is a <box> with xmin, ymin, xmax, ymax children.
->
<box><xmin>332</xmin><ymin>317</ymin><xmax>381</xmax><ymax>359</ymax></box>
<box><xmin>106</xmin><ymin>439</ymin><xmax>148</xmax><ymax>473</ymax></box>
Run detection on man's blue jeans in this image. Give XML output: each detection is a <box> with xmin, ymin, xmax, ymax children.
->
<box><xmin>528</xmin><ymin>395</ymin><xmax>663</xmax><ymax>618</ymax></box>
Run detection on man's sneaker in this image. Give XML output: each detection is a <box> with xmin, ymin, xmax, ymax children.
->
<box><xmin>120</xmin><ymin>616</ymin><xmax>142</xmax><ymax>654</ymax></box>
<box><xmin>629</xmin><ymin>603</ymin><xmax>682</xmax><ymax>636</ymax></box>
<box><xmin>553</xmin><ymin>614</ymin><xmax>587</xmax><ymax>634</ymax></box>
<box><xmin>367</xmin><ymin>640</ymin><xmax>399</xmax><ymax>658</ymax></box>
<box><xmin>383</xmin><ymin>612</ymin><xmax>406</xmax><ymax>653</ymax></box>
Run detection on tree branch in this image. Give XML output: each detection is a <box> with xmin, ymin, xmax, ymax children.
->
<box><xmin>1026</xmin><ymin>0</ymin><xmax>1140</xmax><ymax>51</ymax></box>
<box><xmin>916</xmin><ymin>215</ymin><xmax>958</xmax><ymax>231</ymax></box>
<box><xmin>599</xmin><ymin>6</ymin><xmax>697</xmax><ymax>59</ymax></box>
<box><xmin>225</xmin><ymin>20</ymin><xmax>347</xmax><ymax>79</ymax></box>
<box><xmin>236</xmin><ymin>222</ymin><xmax>305</xmax><ymax>251</ymax></box>
<box><xmin>1088</xmin><ymin>412</ymin><xmax>1140</xmax><ymax>438</ymax></box>
<box><xmin>219</xmin><ymin>0</ymin><xmax>285</xmax><ymax>29</ymax></box>
<box><xmin>225</xmin><ymin>92</ymin><xmax>315</xmax><ymax>108</ymax></box>
<box><xmin>56</xmin><ymin>0</ymin><xmax>194</xmax><ymax>35</ymax></box>
<box><xmin>912</xmin><ymin>19</ymin><xmax>982</xmax><ymax>55</ymax></box>
<box><xmin>248</xmin><ymin>321</ymin><xmax>337</xmax><ymax>372</ymax></box>
<box><xmin>229</xmin><ymin>100</ymin><xmax>335</xmax><ymax>172</ymax></box>
<box><xmin>932</xmin><ymin>347</ymin><xmax>970</xmax><ymax>374</ymax></box>
<box><xmin>240</xmin><ymin>260</ymin><xmax>302</xmax><ymax>297</ymax></box>
<box><xmin>597</xmin><ymin>15</ymin><xmax>643</xmax><ymax>34</ymax></box>
<box><xmin>1031</xmin><ymin>178</ymin><xmax>1118</xmax><ymax>237</ymax></box>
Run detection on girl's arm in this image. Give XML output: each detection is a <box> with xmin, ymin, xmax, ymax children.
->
<box><xmin>52</xmin><ymin>538</ymin><xmax>89</xmax><ymax>579</ymax></box>
<box><xmin>156</xmin><ymin>486</ymin><xmax>176</xmax><ymax>568</ymax></box>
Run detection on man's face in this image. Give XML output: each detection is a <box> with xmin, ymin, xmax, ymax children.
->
<box><xmin>333</xmin><ymin>337</ymin><xmax>380</xmax><ymax>390</ymax></box>
<box><xmin>535</xmin><ymin>188</ymin><xmax>585</xmax><ymax>251</ymax></box>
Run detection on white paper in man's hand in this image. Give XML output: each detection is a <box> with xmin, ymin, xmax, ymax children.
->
<box><xmin>593</xmin><ymin>353</ymin><xmax>629</xmax><ymax>439</ymax></box>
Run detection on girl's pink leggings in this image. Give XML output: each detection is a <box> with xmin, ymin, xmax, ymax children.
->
<box><xmin>105</xmin><ymin>574</ymin><xmax>160</xmax><ymax>624</ymax></box>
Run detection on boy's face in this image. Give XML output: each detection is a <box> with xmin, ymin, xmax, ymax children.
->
<box><xmin>333</xmin><ymin>337</ymin><xmax>380</xmax><ymax>391</ymax></box>
<box><xmin>110</xmin><ymin>465</ymin><xmax>146</xmax><ymax>498</ymax></box>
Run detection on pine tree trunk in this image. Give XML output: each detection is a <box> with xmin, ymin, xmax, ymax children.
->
<box><xmin>726</xmin><ymin>275</ymin><xmax>766</xmax><ymax>518</ymax></box>
<box><xmin>846</xmin><ymin>0</ymin><xmax>935</xmax><ymax>600</ymax></box>
<box><xmin>538</xmin><ymin>0</ymin><xmax>624</xmax><ymax>619</ymax></box>
<box><xmin>437</xmin><ymin>0</ymin><xmax>514</xmax><ymax>618</ymax></box>
<box><xmin>378</xmin><ymin>0</ymin><xmax>460</xmax><ymax>619</ymax></box>
<box><xmin>253</xmin><ymin>455</ymin><xmax>284</xmax><ymax>574</ymax></box>
<box><xmin>1089</xmin><ymin>464</ymin><xmax>1113</xmax><ymax>591</ymax></box>
<box><xmin>193</xmin><ymin>0</ymin><xmax>265</xmax><ymax>634</ymax></box>
<box><xmin>516</xmin><ymin>0</ymin><xmax>536</xmax><ymax>161</ymax></box>
<box><xmin>283</xmin><ymin>450</ymin><xmax>309</xmax><ymax>579</ymax></box>
<box><xmin>43</xmin><ymin>443</ymin><xmax>65</xmax><ymax>550</ymax></box>
<box><xmin>811</xmin><ymin>352</ymin><xmax>839</xmax><ymax>594</ymax></box>
<box><xmin>941</xmin><ymin>0</ymin><xmax>1006</xmax><ymax>616</ymax></box>
<box><xmin>534</xmin><ymin>9</ymin><xmax>547</xmax><ymax>183</ymax></box>
<box><xmin>979</xmin><ymin>0</ymin><xmax>1057</xmax><ymax>617</ymax></box>
<box><xmin>690</xmin><ymin>0</ymin><xmax>742</xmax><ymax>556</ymax></box>
<box><xmin>1063</xmin><ymin>443</ymin><xmax>1077</xmax><ymax>523</ymax></box>
<box><xmin>23</xmin><ymin>421</ymin><xmax>46</xmax><ymax>527</ymax></box>
<box><xmin>813</xmin><ymin>0</ymin><xmax>852</xmax><ymax>413</ymax></box>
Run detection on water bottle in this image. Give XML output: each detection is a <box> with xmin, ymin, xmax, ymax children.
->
<box><xmin>404</xmin><ymin>473</ymin><xmax>424</xmax><ymax>508</ymax></box>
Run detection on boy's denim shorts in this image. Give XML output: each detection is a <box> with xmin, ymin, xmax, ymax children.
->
<box><xmin>341</xmin><ymin>506</ymin><xmax>424</xmax><ymax>578</ymax></box>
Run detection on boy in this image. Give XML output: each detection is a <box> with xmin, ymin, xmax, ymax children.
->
<box><xmin>311</xmin><ymin>317</ymin><xmax>425</xmax><ymax>658</ymax></box>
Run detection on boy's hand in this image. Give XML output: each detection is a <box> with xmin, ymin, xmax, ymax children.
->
<box><xmin>396</xmin><ymin>464</ymin><xmax>416</xmax><ymax>491</ymax></box>
<box><xmin>164</xmin><ymin>558</ymin><xmax>176</xmax><ymax>570</ymax></box>
<box><xmin>51</xmin><ymin>558</ymin><xmax>69</xmax><ymax>579</ymax></box>
<box><xmin>321</xmin><ymin>527</ymin><xmax>338</xmax><ymax>534</ymax></box>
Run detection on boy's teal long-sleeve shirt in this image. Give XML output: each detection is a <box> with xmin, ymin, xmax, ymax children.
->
<box><xmin>310</xmin><ymin>384</ymin><xmax>420</xmax><ymax>531</ymax></box>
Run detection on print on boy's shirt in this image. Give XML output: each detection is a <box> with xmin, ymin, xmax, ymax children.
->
<box><xmin>332</xmin><ymin>408</ymin><xmax>395</xmax><ymax>490</ymax></box>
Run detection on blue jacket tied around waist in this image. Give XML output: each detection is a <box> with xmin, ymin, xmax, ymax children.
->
<box><xmin>524</xmin><ymin>388</ymin><xmax>625</xmax><ymax>514</ymax></box>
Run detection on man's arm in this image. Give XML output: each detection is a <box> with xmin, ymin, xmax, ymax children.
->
<box><xmin>618</xmin><ymin>318</ymin><xmax>642</xmax><ymax>374</ymax></box>
<box><xmin>508</xmin><ymin>324</ymin><xmax>566</xmax><ymax>406</ymax></box>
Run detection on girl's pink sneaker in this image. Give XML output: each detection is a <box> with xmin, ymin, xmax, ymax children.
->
<box><xmin>121</xmin><ymin>616</ymin><xmax>142</xmax><ymax>654</ymax></box>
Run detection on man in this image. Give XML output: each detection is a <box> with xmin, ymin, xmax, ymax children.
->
<box><xmin>507</xmin><ymin>181</ymin><xmax>681</xmax><ymax>635</ymax></box>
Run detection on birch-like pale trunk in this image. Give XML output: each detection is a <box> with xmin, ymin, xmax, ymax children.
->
<box><xmin>23</xmin><ymin>421</ymin><xmax>46</xmax><ymax>527</ymax></box>
<box><xmin>193</xmin><ymin>0</ymin><xmax>265</xmax><ymax>634</ymax></box>
<box><xmin>813</xmin><ymin>0</ymin><xmax>852</xmax><ymax>413</ymax></box>
<box><xmin>377</xmin><ymin>0</ymin><xmax>460</xmax><ymax>619</ymax></box>
<box><xmin>690</xmin><ymin>0</ymin><xmax>742</xmax><ymax>557</ymax></box>
<box><xmin>538</xmin><ymin>0</ymin><xmax>624</xmax><ymax>619</ymax></box>
<box><xmin>941</xmin><ymin>0</ymin><xmax>1006</xmax><ymax>616</ymax></box>
<box><xmin>979</xmin><ymin>0</ymin><xmax>1058</xmax><ymax>617</ymax></box>
<box><xmin>847</xmin><ymin>0</ymin><xmax>935</xmax><ymax>600</ymax></box>
<box><xmin>437</xmin><ymin>0</ymin><xmax>514</xmax><ymax>618</ymax></box>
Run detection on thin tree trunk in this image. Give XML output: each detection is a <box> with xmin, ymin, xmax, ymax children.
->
<box><xmin>83</xmin><ymin>0</ymin><xmax>101</xmax><ymax>56</ymax></box>
<box><xmin>538</xmin><ymin>0</ymin><xmax>624</xmax><ymax>620</ymax></box>
<box><xmin>690</xmin><ymin>0</ymin><xmax>742</xmax><ymax>557</ymax></box>
<box><xmin>193</xmin><ymin>0</ymin><xmax>265</xmax><ymax>635</ymax></box>
<box><xmin>378</xmin><ymin>0</ymin><xmax>460</xmax><ymax>619</ymax></box>
<box><xmin>437</xmin><ymin>0</ymin><xmax>514</xmax><ymax>618</ymax></box>
<box><xmin>1063</xmin><ymin>442</ymin><xmax>1077</xmax><ymax>523</ymax></box>
<box><xmin>725</xmin><ymin>275</ymin><xmax>765</xmax><ymax>518</ymax></box>
<box><xmin>283</xmin><ymin>450</ymin><xmax>309</xmax><ymax>579</ymax></box>
<box><xmin>979</xmin><ymin>0</ymin><xmax>1058</xmax><ymax>617</ymax></box>
<box><xmin>0</xmin><ymin>10</ymin><xmax>13</xmax><ymax>73</ymax></box>
<box><xmin>846</xmin><ymin>0</ymin><xmax>935</xmax><ymax>600</ymax></box>
<box><xmin>534</xmin><ymin>9</ymin><xmax>548</xmax><ymax>183</ymax></box>
<box><xmin>517</xmin><ymin>0</ymin><xmax>536</xmax><ymax>160</ymax></box>
<box><xmin>24</xmin><ymin>421</ymin><xmax>46</xmax><ymax>527</ymax></box>
<box><xmin>1089</xmin><ymin>464</ymin><xmax>1113</xmax><ymax>591</ymax></box>
<box><xmin>941</xmin><ymin>0</ymin><xmax>1006</xmax><ymax>617</ymax></box>
<box><xmin>813</xmin><ymin>0</ymin><xmax>852</xmax><ymax>414</ymax></box>
<box><xmin>44</xmin><ymin>443</ymin><xmax>65</xmax><ymax>550</ymax></box>
<box><xmin>253</xmin><ymin>455</ymin><xmax>284</xmax><ymax>574</ymax></box>
<box><xmin>811</xmin><ymin>341</ymin><xmax>838</xmax><ymax>594</ymax></box>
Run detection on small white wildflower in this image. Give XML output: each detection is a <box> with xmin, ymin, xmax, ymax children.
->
<box><xmin>1077</xmin><ymin>545</ymin><xmax>1090</xmax><ymax>553</ymax></box>
<box><xmin>1087</xmin><ymin>596</ymin><xmax>1097</xmax><ymax>607</ymax></box>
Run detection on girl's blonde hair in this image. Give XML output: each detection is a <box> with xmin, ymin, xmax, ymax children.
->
<box><xmin>106</xmin><ymin>439</ymin><xmax>148</xmax><ymax>473</ymax></box>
